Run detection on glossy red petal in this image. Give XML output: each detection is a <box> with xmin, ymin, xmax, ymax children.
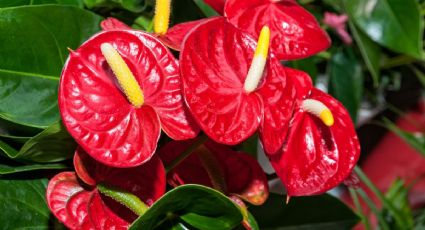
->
<box><xmin>60</xmin><ymin>30</ymin><xmax>196</xmax><ymax>167</ymax></box>
<box><xmin>285</xmin><ymin>67</ymin><xmax>313</xmax><ymax>100</ymax></box>
<box><xmin>270</xmin><ymin>89</ymin><xmax>360</xmax><ymax>196</ymax></box>
<box><xmin>100</xmin><ymin>17</ymin><xmax>131</xmax><ymax>31</ymax></box>
<box><xmin>180</xmin><ymin>17</ymin><xmax>263</xmax><ymax>145</ymax></box>
<box><xmin>204</xmin><ymin>0</ymin><xmax>226</xmax><ymax>14</ymax></box>
<box><xmin>74</xmin><ymin>148</ymin><xmax>166</xmax><ymax>206</ymax></box>
<box><xmin>258</xmin><ymin>60</ymin><xmax>295</xmax><ymax>155</ymax></box>
<box><xmin>225</xmin><ymin>0</ymin><xmax>331</xmax><ymax>60</ymax></box>
<box><xmin>87</xmin><ymin>191</ymin><xmax>129</xmax><ymax>230</ymax></box>
<box><xmin>160</xmin><ymin>19</ymin><xmax>209</xmax><ymax>51</ymax></box>
<box><xmin>46</xmin><ymin>172</ymin><xmax>95</xmax><ymax>229</ymax></box>
<box><xmin>159</xmin><ymin>140</ymin><xmax>269</xmax><ymax>205</ymax></box>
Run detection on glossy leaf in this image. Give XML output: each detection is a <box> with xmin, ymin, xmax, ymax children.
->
<box><xmin>347</xmin><ymin>20</ymin><xmax>381</xmax><ymax>86</ymax></box>
<box><xmin>328</xmin><ymin>48</ymin><xmax>363</xmax><ymax>123</ymax></box>
<box><xmin>225</xmin><ymin>0</ymin><xmax>331</xmax><ymax>60</ymax></box>
<box><xmin>0</xmin><ymin>121</ymin><xmax>76</xmax><ymax>163</ymax></box>
<box><xmin>0</xmin><ymin>0</ymin><xmax>84</xmax><ymax>7</ymax></box>
<box><xmin>180</xmin><ymin>17</ymin><xmax>294</xmax><ymax>149</ymax></box>
<box><xmin>159</xmin><ymin>140</ymin><xmax>269</xmax><ymax>205</ymax></box>
<box><xmin>60</xmin><ymin>30</ymin><xmax>198</xmax><ymax>167</ymax></box>
<box><xmin>0</xmin><ymin>178</ymin><xmax>50</xmax><ymax>229</ymax></box>
<box><xmin>249</xmin><ymin>193</ymin><xmax>359</xmax><ymax>229</ymax></box>
<box><xmin>130</xmin><ymin>184</ymin><xmax>243</xmax><ymax>230</ymax></box>
<box><xmin>0</xmin><ymin>162</ymin><xmax>68</xmax><ymax>175</ymax></box>
<box><xmin>0</xmin><ymin>5</ymin><xmax>102</xmax><ymax>128</ymax></box>
<box><xmin>270</xmin><ymin>89</ymin><xmax>360</xmax><ymax>196</ymax></box>
<box><xmin>84</xmin><ymin>0</ymin><xmax>148</xmax><ymax>13</ymax></box>
<box><xmin>344</xmin><ymin>0</ymin><xmax>424</xmax><ymax>58</ymax></box>
<box><xmin>193</xmin><ymin>0</ymin><xmax>219</xmax><ymax>17</ymax></box>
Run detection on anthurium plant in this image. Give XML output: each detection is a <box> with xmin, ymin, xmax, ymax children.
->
<box><xmin>0</xmin><ymin>0</ymin><xmax>424</xmax><ymax>229</ymax></box>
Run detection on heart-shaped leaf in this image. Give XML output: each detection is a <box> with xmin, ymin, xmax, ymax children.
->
<box><xmin>344</xmin><ymin>0</ymin><xmax>424</xmax><ymax>58</ymax></box>
<box><xmin>0</xmin><ymin>162</ymin><xmax>68</xmax><ymax>175</ymax></box>
<box><xmin>130</xmin><ymin>184</ymin><xmax>243</xmax><ymax>230</ymax></box>
<box><xmin>0</xmin><ymin>5</ymin><xmax>102</xmax><ymax>128</ymax></box>
<box><xmin>249</xmin><ymin>193</ymin><xmax>359</xmax><ymax>229</ymax></box>
<box><xmin>225</xmin><ymin>0</ymin><xmax>331</xmax><ymax>60</ymax></box>
<box><xmin>0</xmin><ymin>178</ymin><xmax>50</xmax><ymax>229</ymax></box>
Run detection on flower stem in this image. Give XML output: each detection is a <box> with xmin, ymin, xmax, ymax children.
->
<box><xmin>165</xmin><ymin>133</ymin><xmax>208</xmax><ymax>173</ymax></box>
<box><xmin>349</xmin><ymin>187</ymin><xmax>371</xmax><ymax>230</ymax></box>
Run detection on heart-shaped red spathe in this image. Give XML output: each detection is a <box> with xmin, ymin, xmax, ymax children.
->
<box><xmin>47</xmin><ymin>149</ymin><xmax>166</xmax><ymax>229</ymax></box>
<box><xmin>270</xmin><ymin>88</ymin><xmax>360</xmax><ymax>196</ymax></box>
<box><xmin>180</xmin><ymin>17</ymin><xmax>294</xmax><ymax>150</ymax></box>
<box><xmin>100</xmin><ymin>17</ymin><xmax>131</xmax><ymax>31</ymax></box>
<box><xmin>224</xmin><ymin>0</ymin><xmax>331</xmax><ymax>60</ymax></box>
<box><xmin>59</xmin><ymin>30</ymin><xmax>199</xmax><ymax>168</ymax></box>
<box><xmin>159</xmin><ymin>139</ymin><xmax>269</xmax><ymax>205</ymax></box>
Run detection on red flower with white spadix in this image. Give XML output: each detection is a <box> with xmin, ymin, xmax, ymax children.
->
<box><xmin>180</xmin><ymin>17</ymin><xmax>295</xmax><ymax>154</ymax></box>
<box><xmin>269</xmin><ymin>69</ymin><xmax>360</xmax><ymax>196</ymax></box>
<box><xmin>59</xmin><ymin>29</ymin><xmax>199</xmax><ymax>168</ymax></box>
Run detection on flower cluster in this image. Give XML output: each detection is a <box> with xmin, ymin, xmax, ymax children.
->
<box><xmin>47</xmin><ymin>0</ymin><xmax>360</xmax><ymax>229</ymax></box>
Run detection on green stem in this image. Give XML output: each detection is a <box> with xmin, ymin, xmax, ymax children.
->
<box><xmin>381</xmin><ymin>55</ymin><xmax>418</xmax><ymax>69</ymax></box>
<box><xmin>354</xmin><ymin>166</ymin><xmax>407</xmax><ymax>228</ymax></box>
<box><xmin>349</xmin><ymin>188</ymin><xmax>371</xmax><ymax>230</ymax></box>
<box><xmin>356</xmin><ymin>188</ymin><xmax>391</xmax><ymax>230</ymax></box>
<box><xmin>165</xmin><ymin>133</ymin><xmax>208</xmax><ymax>173</ymax></box>
<box><xmin>97</xmin><ymin>183</ymin><xmax>149</xmax><ymax>216</ymax></box>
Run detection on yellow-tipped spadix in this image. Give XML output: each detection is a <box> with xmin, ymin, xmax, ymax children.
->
<box><xmin>154</xmin><ymin>0</ymin><xmax>171</xmax><ymax>35</ymax></box>
<box><xmin>100</xmin><ymin>43</ymin><xmax>144</xmax><ymax>108</ymax></box>
<box><xmin>302</xmin><ymin>99</ymin><xmax>334</xmax><ymax>127</ymax></box>
<box><xmin>244</xmin><ymin>25</ymin><xmax>270</xmax><ymax>93</ymax></box>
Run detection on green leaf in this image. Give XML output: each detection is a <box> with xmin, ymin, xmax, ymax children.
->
<box><xmin>288</xmin><ymin>57</ymin><xmax>318</xmax><ymax>83</ymax></box>
<box><xmin>0</xmin><ymin>162</ymin><xmax>68</xmax><ymax>175</ymax></box>
<box><xmin>235</xmin><ymin>133</ymin><xmax>258</xmax><ymax>157</ymax></box>
<box><xmin>192</xmin><ymin>0</ymin><xmax>219</xmax><ymax>17</ymax></box>
<box><xmin>84</xmin><ymin>0</ymin><xmax>148</xmax><ymax>13</ymax></box>
<box><xmin>347</xmin><ymin>20</ymin><xmax>381</xmax><ymax>86</ymax></box>
<box><xmin>0</xmin><ymin>178</ymin><xmax>50</xmax><ymax>229</ymax></box>
<box><xmin>383</xmin><ymin>179</ymin><xmax>414</xmax><ymax>229</ymax></box>
<box><xmin>382</xmin><ymin>118</ymin><xmax>425</xmax><ymax>157</ymax></box>
<box><xmin>0</xmin><ymin>5</ymin><xmax>102</xmax><ymax>128</ymax></box>
<box><xmin>343</xmin><ymin>0</ymin><xmax>424</xmax><ymax>58</ymax></box>
<box><xmin>130</xmin><ymin>184</ymin><xmax>243</xmax><ymax>230</ymax></box>
<box><xmin>0</xmin><ymin>0</ymin><xmax>84</xmax><ymax>8</ymax></box>
<box><xmin>0</xmin><ymin>121</ymin><xmax>76</xmax><ymax>163</ymax></box>
<box><xmin>249</xmin><ymin>193</ymin><xmax>359</xmax><ymax>230</ymax></box>
<box><xmin>328</xmin><ymin>48</ymin><xmax>363</xmax><ymax>123</ymax></box>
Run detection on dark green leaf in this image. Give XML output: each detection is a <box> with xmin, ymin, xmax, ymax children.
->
<box><xmin>130</xmin><ymin>184</ymin><xmax>243</xmax><ymax>230</ymax></box>
<box><xmin>287</xmin><ymin>57</ymin><xmax>318</xmax><ymax>83</ymax></box>
<box><xmin>0</xmin><ymin>163</ymin><xmax>68</xmax><ymax>175</ymax></box>
<box><xmin>234</xmin><ymin>133</ymin><xmax>258</xmax><ymax>157</ymax></box>
<box><xmin>192</xmin><ymin>0</ymin><xmax>219</xmax><ymax>17</ymax></box>
<box><xmin>382</xmin><ymin>118</ymin><xmax>425</xmax><ymax>157</ymax></box>
<box><xmin>249</xmin><ymin>193</ymin><xmax>359</xmax><ymax>230</ymax></box>
<box><xmin>0</xmin><ymin>0</ymin><xmax>84</xmax><ymax>8</ymax></box>
<box><xmin>0</xmin><ymin>121</ymin><xmax>76</xmax><ymax>163</ymax></box>
<box><xmin>383</xmin><ymin>179</ymin><xmax>414</xmax><ymax>229</ymax></box>
<box><xmin>347</xmin><ymin>20</ymin><xmax>381</xmax><ymax>86</ymax></box>
<box><xmin>328</xmin><ymin>48</ymin><xmax>363</xmax><ymax>123</ymax></box>
<box><xmin>343</xmin><ymin>0</ymin><xmax>424</xmax><ymax>58</ymax></box>
<box><xmin>0</xmin><ymin>5</ymin><xmax>102</xmax><ymax>128</ymax></box>
<box><xmin>84</xmin><ymin>0</ymin><xmax>148</xmax><ymax>13</ymax></box>
<box><xmin>0</xmin><ymin>178</ymin><xmax>50</xmax><ymax>229</ymax></box>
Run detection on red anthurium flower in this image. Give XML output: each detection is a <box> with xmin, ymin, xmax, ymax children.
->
<box><xmin>224</xmin><ymin>0</ymin><xmax>331</xmax><ymax>60</ymax></box>
<box><xmin>46</xmin><ymin>148</ymin><xmax>166</xmax><ymax>229</ymax></box>
<box><xmin>159</xmin><ymin>139</ymin><xmax>269</xmax><ymax>205</ymax></box>
<box><xmin>161</xmin><ymin>19</ymin><xmax>210</xmax><ymax>51</ymax></box>
<box><xmin>100</xmin><ymin>17</ymin><xmax>131</xmax><ymax>31</ymax></box>
<box><xmin>269</xmin><ymin>69</ymin><xmax>360</xmax><ymax>196</ymax></box>
<box><xmin>59</xmin><ymin>29</ymin><xmax>199</xmax><ymax>168</ymax></box>
<box><xmin>180</xmin><ymin>17</ymin><xmax>295</xmax><ymax>154</ymax></box>
<box><xmin>204</xmin><ymin>0</ymin><xmax>226</xmax><ymax>14</ymax></box>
